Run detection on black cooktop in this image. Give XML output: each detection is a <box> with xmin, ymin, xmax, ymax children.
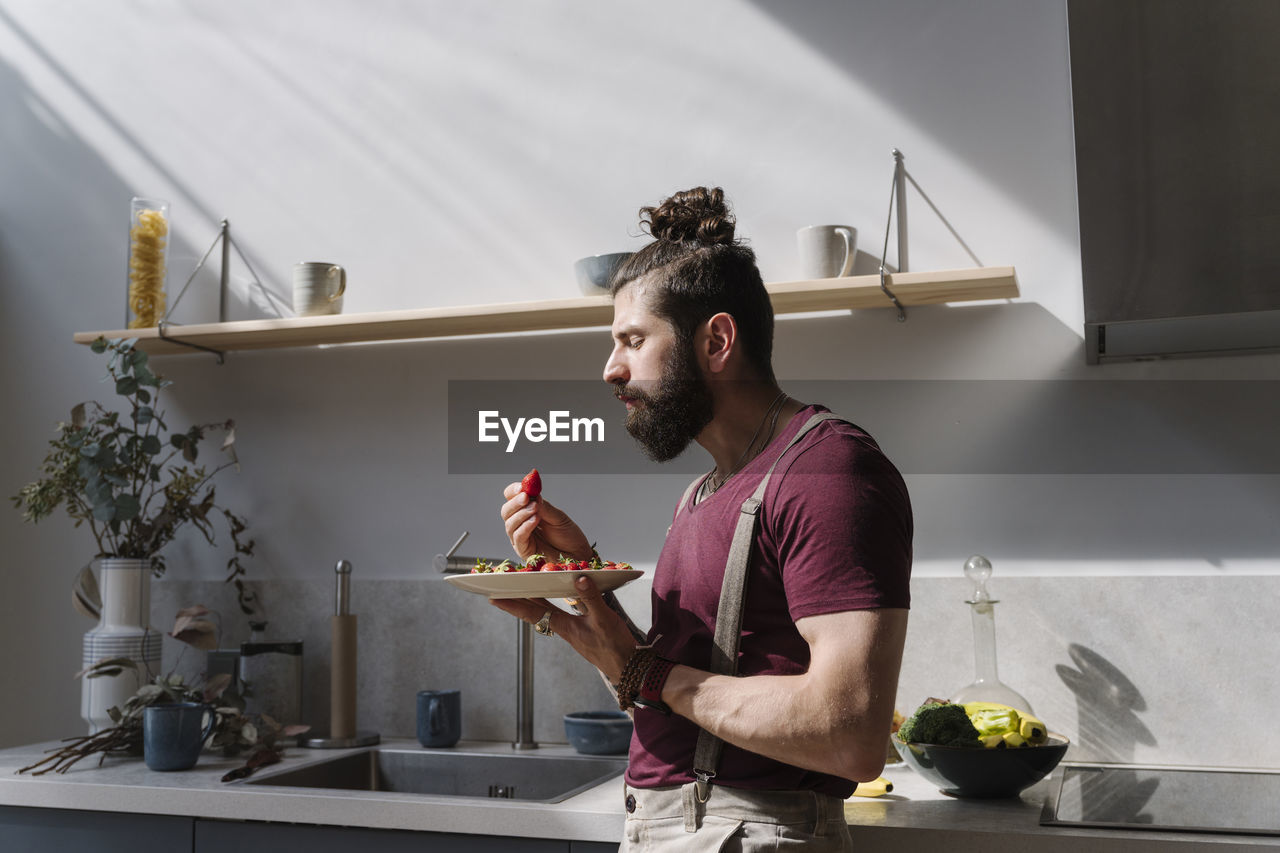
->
<box><xmin>1041</xmin><ymin>763</ymin><xmax>1280</xmax><ymax>837</ymax></box>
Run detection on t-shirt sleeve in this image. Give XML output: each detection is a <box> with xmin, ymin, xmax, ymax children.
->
<box><xmin>767</xmin><ymin>429</ymin><xmax>913</xmax><ymax>621</ymax></box>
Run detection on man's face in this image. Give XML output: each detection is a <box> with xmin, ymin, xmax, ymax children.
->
<box><xmin>604</xmin><ymin>283</ymin><xmax>714</xmax><ymax>462</ymax></box>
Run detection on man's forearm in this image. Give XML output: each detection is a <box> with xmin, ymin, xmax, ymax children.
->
<box><xmin>662</xmin><ymin>665</ymin><xmax>891</xmax><ymax>782</ymax></box>
<box><xmin>657</xmin><ymin>609</ymin><xmax>908</xmax><ymax>783</ymax></box>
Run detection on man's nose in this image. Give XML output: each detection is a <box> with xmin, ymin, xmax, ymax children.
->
<box><xmin>603</xmin><ymin>350</ymin><xmax>628</xmax><ymax>385</ymax></box>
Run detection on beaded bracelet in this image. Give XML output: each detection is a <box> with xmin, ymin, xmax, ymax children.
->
<box><xmin>614</xmin><ymin>648</ymin><xmax>675</xmax><ymax>714</ymax></box>
<box><xmin>613</xmin><ymin>647</ymin><xmax>656</xmax><ymax>712</ymax></box>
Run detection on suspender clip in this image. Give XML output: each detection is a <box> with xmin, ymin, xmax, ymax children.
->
<box><xmin>693</xmin><ymin>769</ymin><xmax>716</xmax><ymax>803</ymax></box>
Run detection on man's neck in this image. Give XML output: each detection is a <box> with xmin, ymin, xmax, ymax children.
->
<box><xmin>695</xmin><ymin>385</ymin><xmax>806</xmax><ymax>477</ymax></box>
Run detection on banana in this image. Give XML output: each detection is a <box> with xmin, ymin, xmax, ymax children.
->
<box><xmin>1018</xmin><ymin>714</ymin><xmax>1048</xmax><ymax>745</ymax></box>
<box><xmin>1001</xmin><ymin>730</ymin><xmax>1027</xmax><ymax>748</ymax></box>
<box><xmin>849</xmin><ymin>776</ymin><xmax>894</xmax><ymax>798</ymax></box>
<box><xmin>980</xmin><ymin>734</ymin><xmax>1006</xmax><ymax>749</ymax></box>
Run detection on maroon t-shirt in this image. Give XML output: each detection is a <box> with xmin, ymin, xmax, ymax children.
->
<box><xmin>625</xmin><ymin>405</ymin><xmax>913</xmax><ymax>798</ymax></box>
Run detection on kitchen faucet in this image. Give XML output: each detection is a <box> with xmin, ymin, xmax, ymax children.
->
<box><xmin>436</xmin><ymin>531</ymin><xmax>538</xmax><ymax>750</ymax></box>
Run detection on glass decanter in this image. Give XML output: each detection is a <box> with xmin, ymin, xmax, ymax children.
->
<box><xmin>948</xmin><ymin>555</ymin><xmax>1034</xmax><ymax>714</ymax></box>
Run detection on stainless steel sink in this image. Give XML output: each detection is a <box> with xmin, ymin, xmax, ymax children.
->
<box><xmin>245</xmin><ymin>748</ymin><xmax>627</xmax><ymax>803</ymax></box>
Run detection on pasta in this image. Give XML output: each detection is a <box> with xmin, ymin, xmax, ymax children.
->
<box><xmin>128</xmin><ymin>207</ymin><xmax>168</xmax><ymax>328</ymax></box>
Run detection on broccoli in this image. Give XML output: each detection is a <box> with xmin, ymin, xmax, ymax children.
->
<box><xmin>897</xmin><ymin>700</ymin><xmax>982</xmax><ymax>748</ymax></box>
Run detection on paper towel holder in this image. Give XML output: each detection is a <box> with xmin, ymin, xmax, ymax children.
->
<box><xmin>300</xmin><ymin>559</ymin><xmax>381</xmax><ymax>749</ymax></box>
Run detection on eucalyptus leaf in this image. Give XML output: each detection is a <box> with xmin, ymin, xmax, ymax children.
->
<box><xmin>71</xmin><ymin>403</ymin><xmax>86</xmax><ymax>428</ymax></box>
<box><xmin>80</xmin><ymin>443</ymin><xmax>101</xmax><ymax>458</ymax></box>
<box><xmin>141</xmin><ymin>435</ymin><xmax>162</xmax><ymax>456</ymax></box>
<box><xmin>136</xmin><ymin>406</ymin><xmax>153</xmax><ymax>424</ymax></box>
<box><xmin>136</xmin><ymin>387</ymin><xmax>151</xmax><ymax>404</ymax></box>
<box><xmin>90</xmin><ymin>338</ymin><xmax>108</xmax><ymax>354</ymax></box>
<box><xmin>115</xmin><ymin>377</ymin><xmax>138</xmax><ymax>396</ymax></box>
<box><xmin>91</xmin><ymin>501</ymin><xmax>115</xmax><ymax>522</ymax></box>
<box><xmin>85</xmin><ymin>476</ymin><xmax>110</xmax><ymax>502</ymax></box>
<box><xmin>114</xmin><ymin>494</ymin><xmax>141</xmax><ymax>521</ymax></box>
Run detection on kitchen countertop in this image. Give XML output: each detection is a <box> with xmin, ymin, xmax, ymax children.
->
<box><xmin>2</xmin><ymin>740</ymin><xmax>1278</xmax><ymax>849</ymax></box>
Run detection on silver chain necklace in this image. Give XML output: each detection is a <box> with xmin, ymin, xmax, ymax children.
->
<box><xmin>698</xmin><ymin>391</ymin><xmax>789</xmax><ymax>502</ymax></box>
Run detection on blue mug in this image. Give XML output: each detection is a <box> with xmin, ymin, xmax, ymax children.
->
<box><xmin>417</xmin><ymin>690</ymin><xmax>461</xmax><ymax>748</ymax></box>
<box><xmin>143</xmin><ymin>702</ymin><xmax>216</xmax><ymax>771</ymax></box>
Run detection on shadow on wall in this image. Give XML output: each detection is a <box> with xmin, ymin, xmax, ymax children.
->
<box><xmin>0</xmin><ymin>43</ymin><xmax>194</xmax><ymax>744</ymax></box>
<box><xmin>1057</xmin><ymin>643</ymin><xmax>1159</xmax><ymax>822</ymax></box>
<box><xmin>744</xmin><ymin>0</ymin><xmax>1077</xmax><ymax>243</ymax></box>
<box><xmin>1057</xmin><ymin>643</ymin><xmax>1157</xmax><ymax>761</ymax></box>
<box><xmin>0</xmin><ymin>6</ymin><xmax>290</xmax><ymax>324</ymax></box>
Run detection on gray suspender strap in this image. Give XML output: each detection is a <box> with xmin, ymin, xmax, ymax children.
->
<box><xmin>675</xmin><ymin>473</ymin><xmax>708</xmax><ymax>520</ymax></box>
<box><xmin>690</xmin><ymin>412</ymin><xmax>844</xmax><ymax>803</ymax></box>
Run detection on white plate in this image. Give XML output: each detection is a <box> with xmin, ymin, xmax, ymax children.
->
<box><xmin>444</xmin><ymin>569</ymin><xmax>644</xmax><ymax>600</ymax></box>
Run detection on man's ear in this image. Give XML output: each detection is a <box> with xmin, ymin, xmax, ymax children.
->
<box><xmin>701</xmin><ymin>312</ymin><xmax>738</xmax><ymax>375</ymax></box>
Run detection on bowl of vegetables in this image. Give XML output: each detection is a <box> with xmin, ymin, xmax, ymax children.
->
<box><xmin>892</xmin><ymin>699</ymin><xmax>1069</xmax><ymax>798</ymax></box>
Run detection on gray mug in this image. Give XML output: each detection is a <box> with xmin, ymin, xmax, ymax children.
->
<box><xmin>143</xmin><ymin>702</ymin><xmax>216</xmax><ymax>771</ymax></box>
<box><xmin>797</xmin><ymin>225</ymin><xmax>857</xmax><ymax>279</ymax></box>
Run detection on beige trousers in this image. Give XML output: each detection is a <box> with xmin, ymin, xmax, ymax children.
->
<box><xmin>620</xmin><ymin>782</ymin><xmax>853</xmax><ymax>852</ymax></box>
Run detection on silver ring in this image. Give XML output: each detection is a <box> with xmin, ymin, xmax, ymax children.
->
<box><xmin>534</xmin><ymin>610</ymin><xmax>554</xmax><ymax>637</ymax></box>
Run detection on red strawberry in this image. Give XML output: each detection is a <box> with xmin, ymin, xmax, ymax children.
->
<box><xmin>521</xmin><ymin>469</ymin><xmax>542</xmax><ymax>500</ymax></box>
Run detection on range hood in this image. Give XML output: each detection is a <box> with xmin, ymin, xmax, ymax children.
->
<box><xmin>1068</xmin><ymin>0</ymin><xmax>1280</xmax><ymax>364</ymax></box>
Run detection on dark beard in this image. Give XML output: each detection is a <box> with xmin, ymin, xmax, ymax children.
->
<box><xmin>616</xmin><ymin>341</ymin><xmax>714</xmax><ymax>462</ymax></box>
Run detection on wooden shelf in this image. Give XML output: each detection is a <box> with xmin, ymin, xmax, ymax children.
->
<box><xmin>74</xmin><ymin>266</ymin><xmax>1017</xmax><ymax>356</ymax></box>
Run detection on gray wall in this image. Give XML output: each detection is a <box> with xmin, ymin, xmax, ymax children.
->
<box><xmin>3</xmin><ymin>1</ymin><xmax>1278</xmax><ymax>767</ymax></box>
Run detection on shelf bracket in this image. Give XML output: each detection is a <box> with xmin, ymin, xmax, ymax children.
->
<box><xmin>156</xmin><ymin>321</ymin><xmax>225</xmax><ymax>364</ymax></box>
<box><xmin>878</xmin><ymin>149</ymin><xmax>988</xmax><ymax>323</ymax></box>
<box><xmin>159</xmin><ymin>219</ymin><xmax>287</xmax><ymax>362</ymax></box>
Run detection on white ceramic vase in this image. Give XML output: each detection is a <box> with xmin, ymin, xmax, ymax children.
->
<box><xmin>81</xmin><ymin>558</ymin><xmax>161</xmax><ymax>733</ymax></box>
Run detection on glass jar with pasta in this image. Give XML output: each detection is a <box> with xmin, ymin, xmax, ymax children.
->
<box><xmin>127</xmin><ymin>196</ymin><xmax>169</xmax><ymax>328</ymax></box>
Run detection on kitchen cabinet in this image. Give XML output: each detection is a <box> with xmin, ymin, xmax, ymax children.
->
<box><xmin>0</xmin><ymin>806</ymin><xmax>616</xmax><ymax>853</ymax></box>
<box><xmin>194</xmin><ymin>818</ymin><xmax>572</xmax><ymax>851</ymax></box>
<box><xmin>0</xmin><ymin>805</ymin><xmax>193</xmax><ymax>853</ymax></box>
<box><xmin>72</xmin><ymin>267</ymin><xmax>1017</xmax><ymax>357</ymax></box>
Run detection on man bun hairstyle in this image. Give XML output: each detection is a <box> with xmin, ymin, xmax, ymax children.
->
<box><xmin>612</xmin><ymin>187</ymin><xmax>775</xmax><ymax>379</ymax></box>
<box><xmin>640</xmin><ymin>186</ymin><xmax>737</xmax><ymax>246</ymax></box>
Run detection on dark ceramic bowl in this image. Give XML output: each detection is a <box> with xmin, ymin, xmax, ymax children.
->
<box><xmin>564</xmin><ymin>710</ymin><xmax>633</xmax><ymax>755</ymax></box>
<box><xmin>892</xmin><ymin>733</ymin><xmax>1069</xmax><ymax>798</ymax></box>
<box><xmin>574</xmin><ymin>253</ymin><xmax>634</xmax><ymax>295</ymax></box>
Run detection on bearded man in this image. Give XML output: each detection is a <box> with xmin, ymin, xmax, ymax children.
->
<box><xmin>494</xmin><ymin>187</ymin><xmax>912</xmax><ymax>851</ymax></box>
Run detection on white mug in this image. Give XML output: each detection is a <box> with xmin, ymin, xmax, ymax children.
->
<box><xmin>293</xmin><ymin>262</ymin><xmax>346</xmax><ymax>317</ymax></box>
<box><xmin>796</xmin><ymin>225</ymin><xmax>857</xmax><ymax>279</ymax></box>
